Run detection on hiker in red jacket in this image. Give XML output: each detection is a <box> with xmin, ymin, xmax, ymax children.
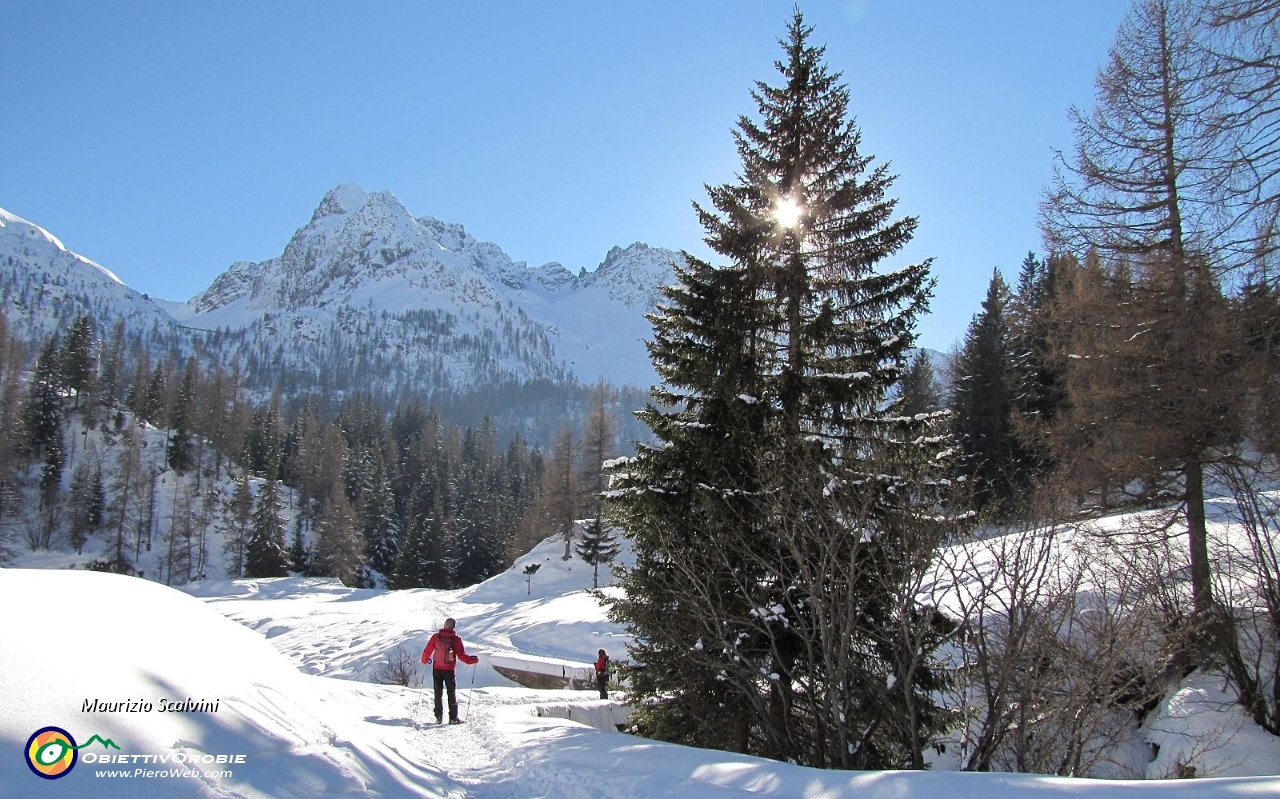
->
<box><xmin>421</xmin><ymin>617</ymin><xmax>479</xmax><ymax>724</ymax></box>
<box><xmin>594</xmin><ymin>648</ymin><xmax>610</xmax><ymax>699</ymax></box>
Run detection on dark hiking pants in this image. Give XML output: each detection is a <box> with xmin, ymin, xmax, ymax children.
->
<box><xmin>433</xmin><ymin>668</ymin><xmax>458</xmax><ymax>721</ymax></box>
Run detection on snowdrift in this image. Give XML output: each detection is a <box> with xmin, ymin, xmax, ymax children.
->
<box><xmin>0</xmin><ymin>569</ymin><xmax>459</xmax><ymax>797</ymax></box>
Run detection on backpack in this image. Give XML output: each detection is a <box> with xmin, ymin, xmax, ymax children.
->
<box><xmin>433</xmin><ymin>632</ymin><xmax>457</xmax><ymax>667</ymax></box>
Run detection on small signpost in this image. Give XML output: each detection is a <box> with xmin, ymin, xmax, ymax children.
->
<box><xmin>523</xmin><ymin>562</ymin><xmax>541</xmax><ymax>595</ymax></box>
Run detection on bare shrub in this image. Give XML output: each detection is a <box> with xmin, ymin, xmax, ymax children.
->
<box><xmin>374</xmin><ymin>646</ymin><xmax>420</xmax><ymax>687</ymax></box>
<box><xmin>1207</xmin><ymin>458</ymin><xmax>1280</xmax><ymax>735</ymax></box>
<box><xmin>940</xmin><ymin>490</ymin><xmax>1173</xmax><ymax>777</ymax></box>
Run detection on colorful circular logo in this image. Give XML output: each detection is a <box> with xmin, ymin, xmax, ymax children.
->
<box><xmin>25</xmin><ymin>727</ymin><xmax>78</xmax><ymax>780</ymax></box>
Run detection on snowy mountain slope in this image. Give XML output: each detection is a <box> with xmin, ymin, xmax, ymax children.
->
<box><xmin>174</xmin><ymin>184</ymin><xmax>683</xmax><ymax>390</ymax></box>
<box><xmin>0</xmin><ymin>206</ymin><xmax>181</xmax><ymax>345</ymax></box>
<box><xmin>509</xmin><ymin>242</ymin><xmax>677</xmax><ymax>389</ymax></box>
<box><xmin>12</xmin><ymin>412</ymin><xmax>288</xmax><ymax>585</ymax></box>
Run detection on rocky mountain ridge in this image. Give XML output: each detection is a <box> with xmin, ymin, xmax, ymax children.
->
<box><xmin>1</xmin><ymin>185</ymin><xmax>684</xmax><ymax>402</ymax></box>
<box><xmin>174</xmin><ymin>184</ymin><xmax>680</xmax><ymax>391</ymax></box>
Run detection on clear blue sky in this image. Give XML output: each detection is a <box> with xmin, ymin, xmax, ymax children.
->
<box><xmin>2</xmin><ymin>1</ymin><xmax>1129</xmax><ymax>351</ymax></box>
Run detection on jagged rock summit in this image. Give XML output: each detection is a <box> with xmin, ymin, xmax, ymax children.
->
<box><xmin>176</xmin><ymin>184</ymin><xmax>682</xmax><ymax>390</ymax></box>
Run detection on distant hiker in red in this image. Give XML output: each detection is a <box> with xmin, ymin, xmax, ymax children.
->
<box><xmin>594</xmin><ymin>648</ymin><xmax>610</xmax><ymax>699</ymax></box>
<box><xmin>421</xmin><ymin>617</ymin><xmax>479</xmax><ymax>724</ymax></box>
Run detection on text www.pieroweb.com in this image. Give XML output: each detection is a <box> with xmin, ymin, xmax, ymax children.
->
<box><xmin>94</xmin><ymin>766</ymin><xmax>234</xmax><ymax>779</ymax></box>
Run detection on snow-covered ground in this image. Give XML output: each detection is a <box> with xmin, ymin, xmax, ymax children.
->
<box><xmin>4</xmin><ymin>531</ymin><xmax>1280</xmax><ymax>797</ymax></box>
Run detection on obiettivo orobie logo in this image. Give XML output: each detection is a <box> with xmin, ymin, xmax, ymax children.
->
<box><xmin>24</xmin><ymin>726</ymin><xmax>119</xmax><ymax>780</ymax></box>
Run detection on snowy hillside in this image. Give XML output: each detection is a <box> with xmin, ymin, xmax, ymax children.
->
<box><xmin>4</xmin><ymin>532</ymin><xmax>1280</xmax><ymax>797</ymax></box>
<box><xmin>0</xmin><ymin>207</ymin><xmax>182</xmax><ymax>346</ymax></box>
<box><xmin>172</xmin><ymin>184</ymin><xmax>683</xmax><ymax>390</ymax></box>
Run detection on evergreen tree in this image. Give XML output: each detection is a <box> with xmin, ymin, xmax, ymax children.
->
<box><xmin>26</xmin><ymin>336</ymin><xmax>64</xmax><ymax>460</ymax></box>
<box><xmin>951</xmin><ymin>270</ymin><xmax>1026</xmax><ymax>515</ymax></box>
<box><xmin>58</xmin><ymin>315</ymin><xmax>95</xmax><ymax>411</ymax></box>
<box><xmin>574</xmin><ymin>517</ymin><xmax>619</xmax><ymax>589</ymax></box>
<box><xmin>391</xmin><ymin>499</ymin><xmax>444</xmax><ymax>589</ymax></box>
<box><xmin>141</xmin><ymin>363</ymin><xmax>167</xmax><ymax>426</ymax></box>
<box><xmin>166</xmin><ymin>357</ymin><xmax>197</xmax><ymax>473</ymax></box>
<box><xmin>245</xmin><ymin>478</ymin><xmax>289</xmax><ymax>577</ymax></box>
<box><xmin>605</xmin><ymin>253</ymin><xmax>778</xmax><ymax>757</ymax></box>
<box><xmin>125</xmin><ymin>350</ymin><xmax>152</xmax><ymax>421</ymax></box>
<box><xmin>38</xmin><ymin>432</ymin><xmax>65</xmax><ymax>502</ymax></box>
<box><xmin>606</xmin><ymin>12</ymin><xmax>954</xmax><ymax>770</ymax></box>
<box><xmin>502</xmin><ymin>435</ymin><xmax>544</xmax><ymax>559</ymax></box>
<box><xmin>29</xmin><ymin>337</ymin><xmax>67</xmax><ymax>546</ymax></box>
<box><xmin>67</xmin><ymin>460</ymin><xmax>104</xmax><ymax>554</ymax></box>
<box><xmin>244</xmin><ymin>392</ymin><xmax>284</xmax><ymax>479</ymax></box>
<box><xmin>1006</xmin><ymin>252</ymin><xmax>1065</xmax><ymax>476</ymax></box>
<box><xmin>98</xmin><ymin>319</ymin><xmax>126</xmax><ymax>411</ymax></box>
<box><xmin>358</xmin><ymin>454</ymin><xmax>399</xmax><ymax>584</ymax></box>
<box><xmin>222</xmin><ymin>471</ymin><xmax>254</xmax><ymax>578</ymax></box>
<box><xmin>289</xmin><ymin>516</ymin><xmax>311</xmax><ymax>575</ymax></box>
<box><xmin>450</xmin><ymin>419</ymin><xmax>504</xmax><ymax>587</ymax></box>
<box><xmin>314</xmin><ymin>491</ymin><xmax>363</xmax><ymax>586</ymax></box>
<box><xmin>898</xmin><ymin>349</ymin><xmax>943</xmax><ymax>418</ymax></box>
<box><xmin>1239</xmin><ymin>276</ymin><xmax>1280</xmax><ymax>454</ymax></box>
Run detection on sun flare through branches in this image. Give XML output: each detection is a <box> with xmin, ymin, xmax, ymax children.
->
<box><xmin>773</xmin><ymin>195</ymin><xmax>803</xmax><ymax>229</ymax></box>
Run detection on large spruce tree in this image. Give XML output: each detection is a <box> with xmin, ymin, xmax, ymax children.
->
<box><xmin>607</xmin><ymin>253</ymin><xmax>773</xmax><ymax>755</ymax></box>
<box><xmin>951</xmin><ymin>270</ymin><xmax>1026</xmax><ymax>516</ymax></box>
<box><xmin>606</xmin><ymin>13</ymin><xmax>954</xmax><ymax>769</ymax></box>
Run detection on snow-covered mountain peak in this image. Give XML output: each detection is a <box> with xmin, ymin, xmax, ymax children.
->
<box><xmin>595</xmin><ymin>242</ymin><xmax>673</xmax><ymax>276</ymax></box>
<box><xmin>582</xmin><ymin>242</ymin><xmax>678</xmax><ymax>309</ymax></box>
<box><xmin>298</xmin><ymin>185</ymin><xmax>418</xmax><ymax>245</ymax></box>
<box><xmin>531</xmin><ymin>261</ymin><xmax>578</xmax><ymax>292</ymax></box>
<box><xmin>0</xmin><ymin>205</ymin><xmax>125</xmax><ymax>284</ymax></box>
<box><xmin>309</xmin><ymin>182</ymin><xmax>372</xmax><ymax>223</ymax></box>
<box><xmin>6</xmin><ymin>186</ymin><xmax>683</xmax><ymax>393</ymax></box>
<box><xmin>0</xmin><ymin>205</ymin><xmax>65</xmax><ymax>249</ymax></box>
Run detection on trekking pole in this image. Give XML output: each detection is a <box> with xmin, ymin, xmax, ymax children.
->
<box><xmin>413</xmin><ymin>663</ymin><xmax>425</xmax><ymax>716</ymax></box>
<box><xmin>464</xmin><ymin>661</ymin><xmax>477</xmax><ymax>720</ymax></box>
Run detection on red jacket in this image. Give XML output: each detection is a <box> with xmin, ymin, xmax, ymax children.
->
<box><xmin>421</xmin><ymin>628</ymin><xmax>478</xmax><ymax>671</ymax></box>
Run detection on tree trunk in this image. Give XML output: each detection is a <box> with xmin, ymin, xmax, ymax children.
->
<box><xmin>1184</xmin><ymin>459</ymin><xmax>1213</xmax><ymax>616</ymax></box>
